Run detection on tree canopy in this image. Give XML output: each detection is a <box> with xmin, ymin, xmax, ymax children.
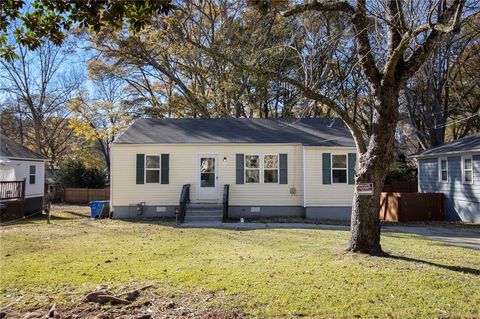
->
<box><xmin>1</xmin><ymin>0</ymin><xmax>174</xmax><ymax>61</ymax></box>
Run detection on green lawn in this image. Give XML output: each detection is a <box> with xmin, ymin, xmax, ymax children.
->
<box><xmin>1</xmin><ymin>205</ymin><xmax>479</xmax><ymax>318</ymax></box>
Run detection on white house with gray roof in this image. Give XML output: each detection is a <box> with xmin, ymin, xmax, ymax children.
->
<box><xmin>110</xmin><ymin>118</ymin><xmax>358</xmax><ymax>222</ymax></box>
<box><xmin>0</xmin><ymin>134</ymin><xmax>47</xmax><ymax>215</ymax></box>
<box><xmin>415</xmin><ymin>133</ymin><xmax>480</xmax><ymax>223</ymax></box>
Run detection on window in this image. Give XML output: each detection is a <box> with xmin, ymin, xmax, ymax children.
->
<box><xmin>29</xmin><ymin>165</ymin><xmax>36</xmax><ymax>184</ymax></box>
<box><xmin>264</xmin><ymin>155</ymin><xmax>279</xmax><ymax>183</ymax></box>
<box><xmin>145</xmin><ymin>155</ymin><xmax>160</xmax><ymax>183</ymax></box>
<box><xmin>245</xmin><ymin>155</ymin><xmax>260</xmax><ymax>183</ymax></box>
<box><xmin>462</xmin><ymin>156</ymin><xmax>473</xmax><ymax>184</ymax></box>
<box><xmin>439</xmin><ymin>158</ymin><xmax>448</xmax><ymax>182</ymax></box>
<box><xmin>331</xmin><ymin>154</ymin><xmax>347</xmax><ymax>183</ymax></box>
<box><xmin>200</xmin><ymin>157</ymin><xmax>215</xmax><ymax>187</ymax></box>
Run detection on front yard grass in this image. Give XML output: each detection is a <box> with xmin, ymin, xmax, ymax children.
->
<box><xmin>1</xmin><ymin>205</ymin><xmax>479</xmax><ymax>318</ymax></box>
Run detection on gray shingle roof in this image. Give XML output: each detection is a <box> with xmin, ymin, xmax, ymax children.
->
<box><xmin>115</xmin><ymin>118</ymin><xmax>356</xmax><ymax>147</ymax></box>
<box><xmin>0</xmin><ymin>134</ymin><xmax>47</xmax><ymax>160</ymax></box>
<box><xmin>415</xmin><ymin>132</ymin><xmax>480</xmax><ymax>157</ymax></box>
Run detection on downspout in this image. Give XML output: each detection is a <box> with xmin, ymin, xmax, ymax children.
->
<box><xmin>109</xmin><ymin>146</ymin><xmax>113</xmax><ymax>218</ymax></box>
<box><xmin>302</xmin><ymin>146</ymin><xmax>306</xmax><ymax>209</ymax></box>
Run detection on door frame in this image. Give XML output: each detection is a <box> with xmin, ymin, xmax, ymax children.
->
<box><xmin>196</xmin><ymin>153</ymin><xmax>220</xmax><ymax>202</ymax></box>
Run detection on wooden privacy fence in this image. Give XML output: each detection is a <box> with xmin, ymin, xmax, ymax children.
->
<box><xmin>382</xmin><ymin>181</ymin><xmax>418</xmax><ymax>193</ymax></box>
<box><xmin>379</xmin><ymin>192</ymin><xmax>444</xmax><ymax>222</ymax></box>
<box><xmin>63</xmin><ymin>188</ymin><xmax>110</xmax><ymax>203</ymax></box>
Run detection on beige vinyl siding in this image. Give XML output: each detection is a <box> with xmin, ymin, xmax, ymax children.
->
<box><xmin>304</xmin><ymin>147</ymin><xmax>356</xmax><ymax>207</ymax></box>
<box><xmin>111</xmin><ymin>144</ymin><xmax>304</xmax><ymax>207</ymax></box>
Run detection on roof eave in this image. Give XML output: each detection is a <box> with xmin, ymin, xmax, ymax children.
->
<box><xmin>412</xmin><ymin>149</ymin><xmax>480</xmax><ymax>158</ymax></box>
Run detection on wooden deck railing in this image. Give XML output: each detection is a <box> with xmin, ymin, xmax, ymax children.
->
<box><xmin>0</xmin><ymin>180</ymin><xmax>26</xmax><ymax>201</ymax></box>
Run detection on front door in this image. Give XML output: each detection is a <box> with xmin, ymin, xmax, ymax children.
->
<box><xmin>197</xmin><ymin>154</ymin><xmax>218</xmax><ymax>201</ymax></box>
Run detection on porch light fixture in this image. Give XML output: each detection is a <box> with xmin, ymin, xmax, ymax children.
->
<box><xmin>223</xmin><ymin>157</ymin><xmax>227</xmax><ymax>163</ymax></box>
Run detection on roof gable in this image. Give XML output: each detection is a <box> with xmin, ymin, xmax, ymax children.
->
<box><xmin>416</xmin><ymin>133</ymin><xmax>480</xmax><ymax>157</ymax></box>
<box><xmin>0</xmin><ymin>134</ymin><xmax>48</xmax><ymax>160</ymax></box>
<box><xmin>114</xmin><ymin>118</ymin><xmax>356</xmax><ymax>147</ymax></box>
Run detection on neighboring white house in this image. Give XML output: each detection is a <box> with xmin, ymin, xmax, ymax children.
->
<box><xmin>0</xmin><ymin>134</ymin><xmax>47</xmax><ymax>215</ymax></box>
<box><xmin>110</xmin><ymin>118</ymin><xmax>357</xmax><ymax>222</ymax></box>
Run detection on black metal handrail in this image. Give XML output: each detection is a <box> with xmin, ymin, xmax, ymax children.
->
<box><xmin>177</xmin><ymin>184</ymin><xmax>190</xmax><ymax>224</ymax></box>
<box><xmin>222</xmin><ymin>184</ymin><xmax>229</xmax><ymax>222</ymax></box>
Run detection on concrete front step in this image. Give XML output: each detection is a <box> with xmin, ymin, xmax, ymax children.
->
<box><xmin>187</xmin><ymin>203</ymin><xmax>223</xmax><ymax>210</ymax></box>
<box><xmin>186</xmin><ymin>210</ymin><xmax>223</xmax><ymax>217</ymax></box>
<box><xmin>184</xmin><ymin>203</ymin><xmax>224</xmax><ymax>223</ymax></box>
<box><xmin>184</xmin><ymin>215</ymin><xmax>223</xmax><ymax>222</ymax></box>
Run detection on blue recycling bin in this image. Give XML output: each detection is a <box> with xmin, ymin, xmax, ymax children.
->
<box><xmin>89</xmin><ymin>201</ymin><xmax>109</xmax><ymax>219</ymax></box>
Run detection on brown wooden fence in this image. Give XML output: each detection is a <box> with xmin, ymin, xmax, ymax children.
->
<box><xmin>382</xmin><ymin>181</ymin><xmax>418</xmax><ymax>193</ymax></box>
<box><xmin>63</xmin><ymin>188</ymin><xmax>110</xmax><ymax>203</ymax></box>
<box><xmin>379</xmin><ymin>192</ymin><xmax>444</xmax><ymax>222</ymax></box>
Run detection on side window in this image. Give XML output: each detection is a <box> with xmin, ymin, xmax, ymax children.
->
<box><xmin>331</xmin><ymin>154</ymin><xmax>347</xmax><ymax>183</ymax></box>
<box><xmin>463</xmin><ymin>156</ymin><xmax>473</xmax><ymax>184</ymax></box>
<box><xmin>29</xmin><ymin>165</ymin><xmax>36</xmax><ymax>184</ymax></box>
<box><xmin>145</xmin><ymin>155</ymin><xmax>160</xmax><ymax>183</ymax></box>
<box><xmin>245</xmin><ymin>155</ymin><xmax>260</xmax><ymax>183</ymax></box>
<box><xmin>263</xmin><ymin>155</ymin><xmax>279</xmax><ymax>183</ymax></box>
<box><xmin>439</xmin><ymin>158</ymin><xmax>448</xmax><ymax>182</ymax></box>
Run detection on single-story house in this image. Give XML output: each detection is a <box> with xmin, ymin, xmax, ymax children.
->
<box><xmin>0</xmin><ymin>134</ymin><xmax>47</xmax><ymax>215</ymax></box>
<box><xmin>415</xmin><ymin>133</ymin><xmax>480</xmax><ymax>223</ymax></box>
<box><xmin>110</xmin><ymin>118</ymin><xmax>357</xmax><ymax>221</ymax></box>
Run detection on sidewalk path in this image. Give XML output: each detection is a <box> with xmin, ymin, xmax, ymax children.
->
<box><xmin>383</xmin><ymin>225</ymin><xmax>480</xmax><ymax>251</ymax></box>
<box><xmin>181</xmin><ymin>222</ymin><xmax>480</xmax><ymax>251</ymax></box>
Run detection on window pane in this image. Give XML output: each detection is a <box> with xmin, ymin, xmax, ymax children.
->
<box><xmin>145</xmin><ymin>170</ymin><xmax>159</xmax><ymax>183</ymax></box>
<box><xmin>146</xmin><ymin>156</ymin><xmax>160</xmax><ymax>168</ymax></box>
<box><xmin>245</xmin><ymin>155</ymin><xmax>259</xmax><ymax>168</ymax></box>
<box><xmin>441</xmin><ymin>160</ymin><xmax>447</xmax><ymax>170</ymax></box>
<box><xmin>29</xmin><ymin>175</ymin><xmax>35</xmax><ymax>184</ymax></box>
<box><xmin>264</xmin><ymin>170</ymin><xmax>278</xmax><ymax>183</ymax></box>
<box><xmin>245</xmin><ymin>169</ymin><xmax>259</xmax><ymax>183</ymax></box>
<box><xmin>200</xmin><ymin>157</ymin><xmax>215</xmax><ymax>173</ymax></box>
<box><xmin>465</xmin><ymin>171</ymin><xmax>473</xmax><ymax>183</ymax></box>
<box><xmin>332</xmin><ymin>155</ymin><xmax>347</xmax><ymax>168</ymax></box>
<box><xmin>441</xmin><ymin>171</ymin><xmax>448</xmax><ymax>181</ymax></box>
<box><xmin>200</xmin><ymin>173</ymin><xmax>215</xmax><ymax>187</ymax></box>
<box><xmin>264</xmin><ymin>155</ymin><xmax>278</xmax><ymax>169</ymax></box>
<box><xmin>464</xmin><ymin>159</ymin><xmax>472</xmax><ymax>170</ymax></box>
<box><xmin>332</xmin><ymin>169</ymin><xmax>347</xmax><ymax>183</ymax></box>
<box><xmin>29</xmin><ymin>165</ymin><xmax>36</xmax><ymax>174</ymax></box>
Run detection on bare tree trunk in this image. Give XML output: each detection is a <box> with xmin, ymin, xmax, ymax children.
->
<box><xmin>348</xmin><ymin>89</ymin><xmax>398</xmax><ymax>255</ymax></box>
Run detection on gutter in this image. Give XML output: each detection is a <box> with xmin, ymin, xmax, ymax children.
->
<box><xmin>411</xmin><ymin>149</ymin><xmax>480</xmax><ymax>159</ymax></box>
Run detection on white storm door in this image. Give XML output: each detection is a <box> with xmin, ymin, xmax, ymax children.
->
<box><xmin>197</xmin><ymin>154</ymin><xmax>218</xmax><ymax>201</ymax></box>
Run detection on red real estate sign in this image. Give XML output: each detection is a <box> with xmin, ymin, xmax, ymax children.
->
<box><xmin>357</xmin><ymin>183</ymin><xmax>373</xmax><ymax>195</ymax></box>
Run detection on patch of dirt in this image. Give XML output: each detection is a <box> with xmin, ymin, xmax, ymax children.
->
<box><xmin>2</xmin><ymin>288</ymin><xmax>244</xmax><ymax>319</ymax></box>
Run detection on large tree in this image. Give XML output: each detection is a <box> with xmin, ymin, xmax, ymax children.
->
<box><xmin>0</xmin><ymin>39</ymin><xmax>83</xmax><ymax>165</ymax></box>
<box><xmin>404</xmin><ymin>24</ymin><xmax>480</xmax><ymax>149</ymax></box>
<box><xmin>69</xmin><ymin>70</ymin><xmax>136</xmax><ymax>173</ymax></box>
<box><xmin>274</xmin><ymin>0</ymin><xmax>474</xmax><ymax>254</ymax></box>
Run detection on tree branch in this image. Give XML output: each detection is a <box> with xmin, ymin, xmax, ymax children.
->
<box><xmin>185</xmin><ymin>37</ymin><xmax>367</xmax><ymax>154</ymax></box>
<box><xmin>399</xmin><ymin>0</ymin><xmax>466</xmax><ymax>82</ymax></box>
<box><xmin>282</xmin><ymin>0</ymin><xmax>354</xmax><ymax>17</ymax></box>
<box><xmin>282</xmin><ymin>1</ymin><xmax>382</xmax><ymax>87</ymax></box>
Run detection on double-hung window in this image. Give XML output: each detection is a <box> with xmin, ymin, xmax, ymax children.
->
<box><xmin>331</xmin><ymin>154</ymin><xmax>347</xmax><ymax>183</ymax></box>
<box><xmin>145</xmin><ymin>155</ymin><xmax>160</xmax><ymax>183</ymax></box>
<box><xmin>245</xmin><ymin>155</ymin><xmax>260</xmax><ymax>183</ymax></box>
<box><xmin>439</xmin><ymin>157</ymin><xmax>448</xmax><ymax>182</ymax></box>
<box><xmin>29</xmin><ymin>165</ymin><xmax>36</xmax><ymax>184</ymax></box>
<box><xmin>263</xmin><ymin>155</ymin><xmax>279</xmax><ymax>183</ymax></box>
<box><xmin>462</xmin><ymin>156</ymin><xmax>473</xmax><ymax>184</ymax></box>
